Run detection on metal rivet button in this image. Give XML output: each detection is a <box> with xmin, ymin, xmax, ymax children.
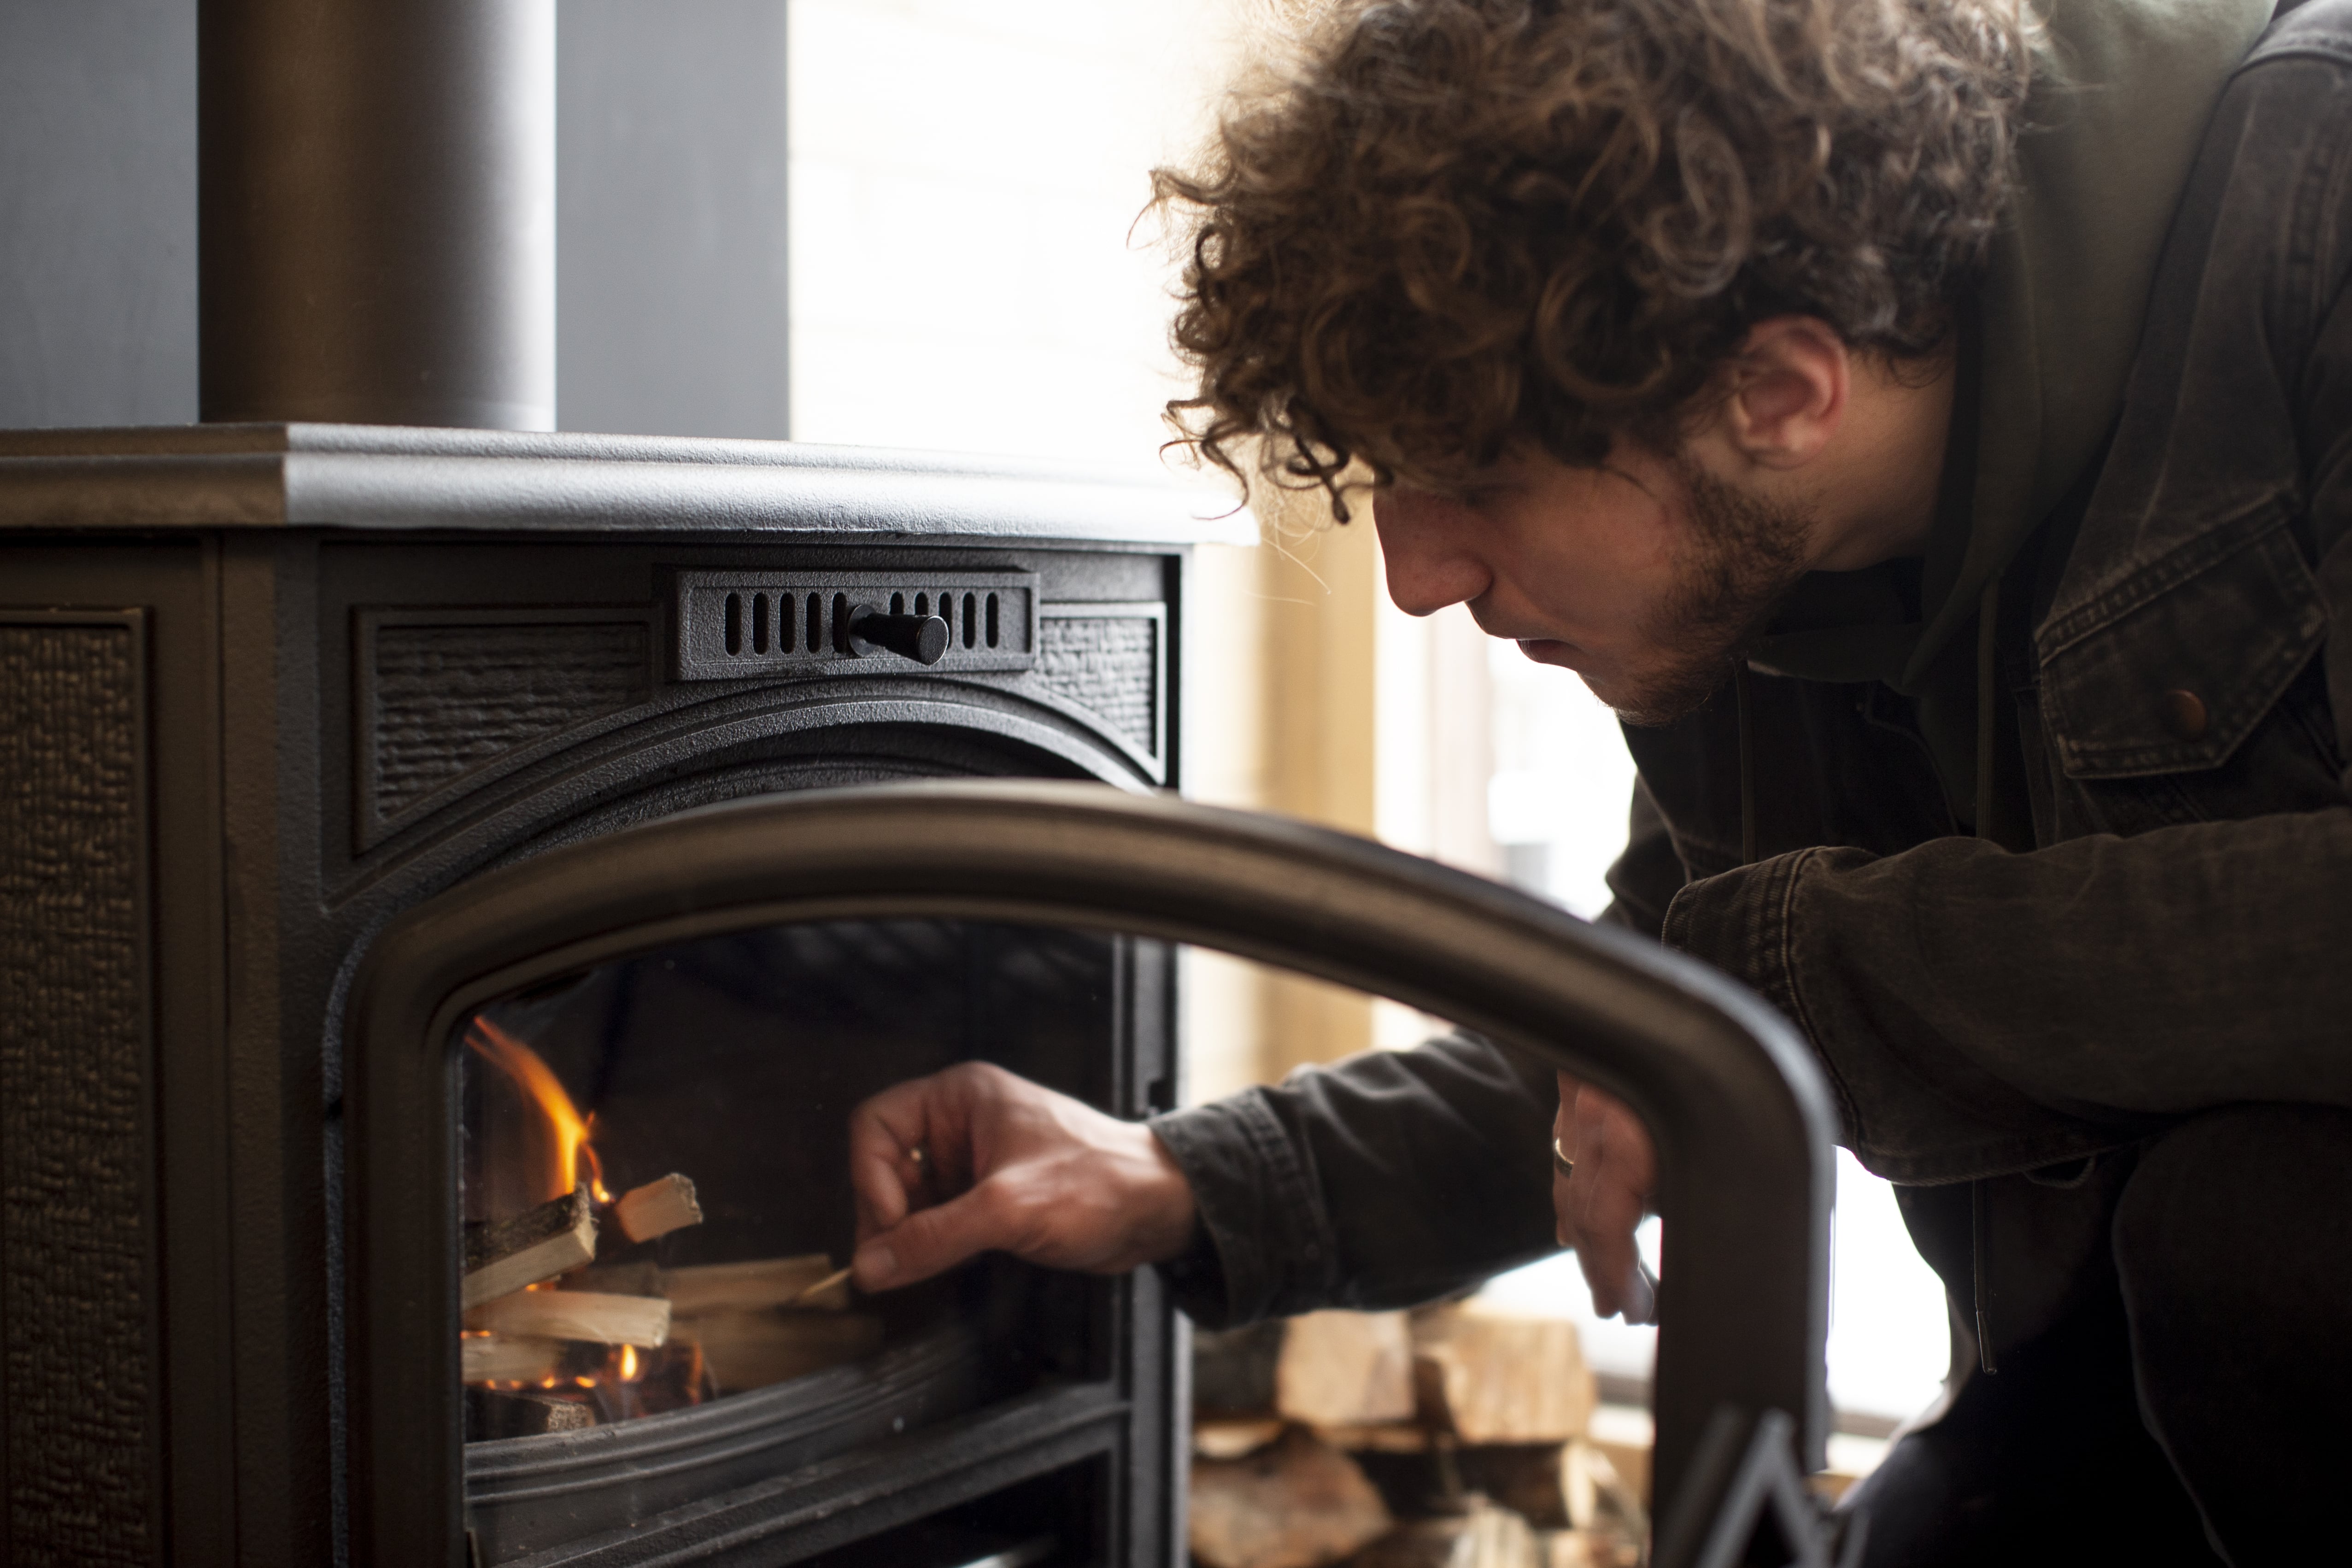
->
<box><xmin>2164</xmin><ymin>688</ymin><xmax>2208</xmax><ymax>742</ymax></box>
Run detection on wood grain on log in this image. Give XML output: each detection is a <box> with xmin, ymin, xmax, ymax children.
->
<box><xmin>1275</xmin><ymin>1310</ymin><xmax>1416</xmax><ymax>1428</ymax></box>
<box><xmin>467</xmin><ymin>1288</ymin><xmax>671</xmax><ymax>1349</ymax></box>
<box><xmin>461</xmin><ymin>1332</ymin><xmax>566</xmax><ymax>1385</ymax></box>
<box><xmin>1410</xmin><ymin>1303</ymin><xmax>1595</xmax><ymax>1444</ymax></box>
<box><xmin>1188</xmin><ymin>1427</ymin><xmax>1390</xmax><ymax>1568</ymax></box>
<box><xmin>660</xmin><ymin>1255</ymin><xmax>844</xmax><ymax>1314</ymax></box>
<box><xmin>463</xmin><ymin>1186</ymin><xmax>596</xmax><ymax>1309</ymax></box>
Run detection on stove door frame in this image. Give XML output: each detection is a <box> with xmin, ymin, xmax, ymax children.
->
<box><xmin>345</xmin><ymin>780</ymin><xmax>1836</xmax><ymax>1568</ymax></box>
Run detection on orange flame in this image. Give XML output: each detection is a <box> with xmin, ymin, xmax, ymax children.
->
<box><xmin>467</xmin><ymin>1018</ymin><xmax>610</xmax><ymax>1203</ymax></box>
<box><xmin>619</xmin><ymin>1345</ymin><xmax>639</xmax><ymax>1381</ymax></box>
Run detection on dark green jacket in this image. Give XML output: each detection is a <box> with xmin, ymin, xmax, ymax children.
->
<box><xmin>1153</xmin><ymin>0</ymin><xmax>2352</xmax><ymax>1377</ymax></box>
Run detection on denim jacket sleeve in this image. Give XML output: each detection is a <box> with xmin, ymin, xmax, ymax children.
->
<box><xmin>1145</xmin><ymin>1031</ymin><xmax>1560</xmax><ymax>1328</ymax></box>
<box><xmin>1666</xmin><ymin>32</ymin><xmax>2352</xmax><ymax>1186</ymax></box>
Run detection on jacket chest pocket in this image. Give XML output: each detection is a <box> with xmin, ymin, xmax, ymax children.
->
<box><xmin>2035</xmin><ymin>501</ymin><xmax>2336</xmax><ymax>833</ymax></box>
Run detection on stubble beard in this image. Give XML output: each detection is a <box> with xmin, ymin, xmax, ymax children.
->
<box><xmin>1601</xmin><ymin>459</ymin><xmax>1814</xmax><ymax>728</ymax></box>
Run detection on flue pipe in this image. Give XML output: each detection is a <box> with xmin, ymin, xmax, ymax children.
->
<box><xmin>199</xmin><ymin>0</ymin><xmax>556</xmax><ymax>429</ymax></box>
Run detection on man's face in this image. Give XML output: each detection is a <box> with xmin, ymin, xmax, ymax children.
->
<box><xmin>1370</xmin><ymin>443</ymin><xmax>1815</xmax><ymax>724</ymax></box>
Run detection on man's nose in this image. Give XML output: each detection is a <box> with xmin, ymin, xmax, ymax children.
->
<box><xmin>1371</xmin><ymin>486</ymin><xmax>1491</xmax><ymax>616</ymax></box>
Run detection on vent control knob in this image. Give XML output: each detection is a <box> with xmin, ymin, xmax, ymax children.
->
<box><xmin>846</xmin><ymin>604</ymin><xmax>950</xmax><ymax>665</ymax></box>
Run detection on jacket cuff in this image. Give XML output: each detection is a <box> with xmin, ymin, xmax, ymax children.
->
<box><xmin>1660</xmin><ymin>847</ymin><xmax>1865</xmax><ymax>1138</ymax></box>
<box><xmin>1659</xmin><ymin>849</ymin><xmax>1812</xmax><ymax>1021</ymax></box>
<box><xmin>1146</xmin><ymin>1090</ymin><xmax>1339</xmax><ymax>1329</ymax></box>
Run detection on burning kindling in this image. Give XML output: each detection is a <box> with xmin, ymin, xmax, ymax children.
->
<box><xmin>459</xmin><ymin>1019</ymin><xmax>886</xmax><ymax>1439</ymax></box>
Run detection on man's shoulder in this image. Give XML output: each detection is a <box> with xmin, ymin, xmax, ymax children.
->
<box><xmin>2246</xmin><ymin>0</ymin><xmax>2352</xmax><ymax>72</ymax></box>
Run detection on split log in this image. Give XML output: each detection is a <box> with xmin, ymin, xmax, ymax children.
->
<box><xmin>463</xmin><ymin>1186</ymin><xmax>596</xmax><ymax>1309</ymax></box>
<box><xmin>612</xmin><ymin>1174</ymin><xmax>703</xmax><ymax>1243</ymax></box>
<box><xmin>1315</xmin><ymin>1423</ymin><xmax>1429</xmax><ymax>1454</ymax></box>
<box><xmin>467</xmin><ymin>1288</ymin><xmax>671</xmax><ymax>1349</ymax></box>
<box><xmin>564</xmin><ymin>1261</ymin><xmax>662</xmax><ymax>1298</ymax></box>
<box><xmin>1193</xmin><ymin>1319</ymin><xmax>1284</xmax><ymax>1415</ymax></box>
<box><xmin>1193</xmin><ymin>1416</ymin><xmax>1286</xmax><ymax>1461</ymax></box>
<box><xmin>1274</xmin><ymin>1310</ymin><xmax>1416</xmax><ymax>1428</ymax></box>
<box><xmin>660</xmin><ymin>1255</ymin><xmax>845</xmax><ymax>1314</ymax></box>
<box><xmin>669</xmin><ymin>1309</ymin><xmax>882</xmax><ymax>1393</ymax></box>
<box><xmin>461</xmin><ymin>1332</ymin><xmax>567</xmax><ymax>1385</ymax></box>
<box><xmin>1410</xmin><ymin>1303</ymin><xmax>1595</xmax><ymax>1445</ymax></box>
<box><xmin>1187</xmin><ymin>1427</ymin><xmax>1390</xmax><ymax>1568</ymax></box>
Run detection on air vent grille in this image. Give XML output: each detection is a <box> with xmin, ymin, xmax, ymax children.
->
<box><xmin>671</xmin><ymin>570</ymin><xmax>1038</xmax><ymax>679</ymax></box>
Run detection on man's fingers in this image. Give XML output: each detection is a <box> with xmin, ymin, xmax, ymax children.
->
<box><xmin>851</xmin><ymin>1180</ymin><xmax>1006</xmax><ymax>1291</ymax></box>
<box><xmin>1555</xmin><ymin>1082</ymin><xmax>1657</xmax><ymax>1321</ymax></box>
<box><xmin>847</xmin><ymin>1076</ymin><xmax>955</xmax><ymax>1238</ymax></box>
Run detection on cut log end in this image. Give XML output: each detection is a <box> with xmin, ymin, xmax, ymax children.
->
<box><xmin>613</xmin><ymin>1173</ymin><xmax>703</xmax><ymax>1244</ymax></box>
<box><xmin>1188</xmin><ymin>1427</ymin><xmax>1391</xmax><ymax>1568</ymax></box>
<box><xmin>1409</xmin><ymin>1302</ymin><xmax>1595</xmax><ymax>1445</ymax></box>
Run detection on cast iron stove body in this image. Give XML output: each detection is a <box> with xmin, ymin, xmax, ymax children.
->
<box><xmin>0</xmin><ymin>423</ymin><xmax>1234</xmax><ymax>1566</ymax></box>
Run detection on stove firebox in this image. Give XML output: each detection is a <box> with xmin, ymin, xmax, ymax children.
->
<box><xmin>0</xmin><ymin>424</ymin><xmax>1230</xmax><ymax>1565</ymax></box>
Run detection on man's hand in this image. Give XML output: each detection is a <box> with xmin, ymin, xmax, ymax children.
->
<box><xmin>1553</xmin><ymin>1070</ymin><xmax>1658</xmax><ymax>1324</ymax></box>
<box><xmin>848</xmin><ymin>1062</ymin><xmax>1199</xmax><ymax>1292</ymax></box>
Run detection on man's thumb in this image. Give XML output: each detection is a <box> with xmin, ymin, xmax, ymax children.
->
<box><xmin>852</xmin><ymin>1185</ymin><xmax>1000</xmax><ymax>1291</ymax></box>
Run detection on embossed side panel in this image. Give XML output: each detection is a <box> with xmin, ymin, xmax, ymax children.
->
<box><xmin>1036</xmin><ymin>607</ymin><xmax>1162</xmax><ymax>759</ymax></box>
<box><xmin>0</xmin><ymin>615</ymin><xmax>154</xmax><ymax>1566</ymax></box>
<box><xmin>357</xmin><ymin>610</ymin><xmax>653</xmax><ymax>845</ymax></box>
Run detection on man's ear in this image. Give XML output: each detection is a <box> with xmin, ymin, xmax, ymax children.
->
<box><xmin>1717</xmin><ymin>316</ymin><xmax>1848</xmax><ymax>470</ymax></box>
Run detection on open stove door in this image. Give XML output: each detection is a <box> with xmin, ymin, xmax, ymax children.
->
<box><xmin>347</xmin><ymin>781</ymin><xmax>1842</xmax><ymax>1568</ymax></box>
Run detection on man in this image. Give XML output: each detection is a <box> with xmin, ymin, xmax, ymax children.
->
<box><xmin>847</xmin><ymin>0</ymin><xmax>2352</xmax><ymax>1559</ymax></box>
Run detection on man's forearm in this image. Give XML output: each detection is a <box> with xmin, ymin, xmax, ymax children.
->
<box><xmin>1150</xmin><ymin>1031</ymin><xmax>1561</xmax><ymax>1327</ymax></box>
<box><xmin>1665</xmin><ymin>806</ymin><xmax>2352</xmax><ymax>1183</ymax></box>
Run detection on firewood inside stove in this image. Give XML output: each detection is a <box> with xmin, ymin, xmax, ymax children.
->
<box><xmin>463</xmin><ymin>1185</ymin><xmax>596</xmax><ymax>1309</ymax></box>
<box><xmin>611</xmin><ymin>1173</ymin><xmax>702</xmax><ymax>1243</ymax></box>
<box><xmin>461</xmin><ymin>1331</ymin><xmax>566</xmax><ymax>1385</ymax></box>
<box><xmin>466</xmin><ymin>1386</ymin><xmax>597</xmax><ymax>1440</ymax></box>
<box><xmin>660</xmin><ymin>1254</ymin><xmax>848</xmax><ymax>1314</ymax></box>
<box><xmin>467</xmin><ymin>1288</ymin><xmax>672</xmax><ymax>1349</ymax></box>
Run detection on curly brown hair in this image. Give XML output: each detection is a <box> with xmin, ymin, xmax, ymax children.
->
<box><xmin>1156</xmin><ymin>0</ymin><xmax>2031</xmax><ymax>517</ymax></box>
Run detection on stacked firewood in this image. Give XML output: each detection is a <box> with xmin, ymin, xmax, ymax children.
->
<box><xmin>460</xmin><ymin>1172</ymin><xmax>875</xmax><ymax>1437</ymax></box>
<box><xmin>1189</xmin><ymin>1304</ymin><xmax>1646</xmax><ymax>1568</ymax></box>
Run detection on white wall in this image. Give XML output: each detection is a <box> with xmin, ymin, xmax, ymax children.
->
<box><xmin>787</xmin><ymin>0</ymin><xmax>1243</xmax><ymax>474</ymax></box>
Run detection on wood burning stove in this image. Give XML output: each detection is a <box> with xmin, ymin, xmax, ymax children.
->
<box><xmin>0</xmin><ymin>425</ymin><xmax>1229</xmax><ymax>1565</ymax></box>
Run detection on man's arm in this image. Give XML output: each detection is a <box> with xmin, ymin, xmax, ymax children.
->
<box><xmin>1663</xmin><ymin>811</ymin><xmax>2352</xmax><ymax>1184</ymax></box>
<box><xmin>846</xmin><ymin>1032</ymin><xmax>1567</xmax><ymax>1329</ymax></box>
<box><xmin>1149</xmin><ymin>1031</ymin><xmax>1561</xmax><ymax>1326</ymax></box>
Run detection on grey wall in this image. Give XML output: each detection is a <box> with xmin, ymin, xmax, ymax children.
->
<box><xmin>559</xmin><ymin>1</ymin><xmax>791</xmax><ymax>438</ymax></box>
<box><xmin>0</xmin><ymin>0</ymin><xmax>791</xmax><ymax>437</ymax></box>
<box><xmin>0</xmin><ymin>1</ymin><xmax>201</xmax><ymax>429</ymax></box>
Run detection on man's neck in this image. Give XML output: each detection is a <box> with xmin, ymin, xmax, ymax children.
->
<box><xmin>1804</xmin><ymin>342</ymin><xmax>1959</xmax><ymax>573</ymax></box>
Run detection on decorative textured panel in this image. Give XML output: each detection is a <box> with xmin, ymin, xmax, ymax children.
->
<box><xmin>364</xmin><ymin>617</ymin><xmax>651</xmax><ymax>831</ymax></box>
<box><xmin>1037</xmin><ymin>614</ymin><xmax>1159</xmax><ymax>757</ymax></box>
<box><xmin>0</xmin><ymin>618</ymin><xmax>152</xmax><ymax>1565</ymax></box>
